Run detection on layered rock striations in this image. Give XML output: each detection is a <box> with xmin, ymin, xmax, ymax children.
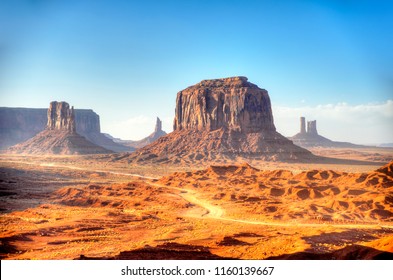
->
<box><xmin>122</xmin><ymin>77</ymin><xmax>314</xmax><ymax>164</ymax></box>
<box><xmin>47</xmin><ymin>101</ymin><xmax>76</xmax><ymax>131</ymax></box>
<box><xmin>7</xmin><ymin>102</ymin><xmax>111</xmax><ymax>155</ymax></box>
<box><xmin>290</xmin><ymin>117</ymin><xmax>366</xmax><ymax>148</ymax></box>
<box><xmin>0</xmin><ymin>107</ymin><xmax>131</xmax><ymax>152</ymax></box>
<box><xmin>173</xmin><ymin>76</ymin><xmax>275</xmax><ymax>132</ymax></box>
<box><xmin>116</xmin><ymin>117</ymin><xmax>167</xmax><ymax>149</ymax></box>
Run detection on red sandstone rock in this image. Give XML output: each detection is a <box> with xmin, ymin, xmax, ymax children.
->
<box><xmin>174</xmin><ymin>77</ymin><xmax>275</xmax><ymax>132</ymax></box>
<box><xmin>47</xmin><ymin>101</ymin><xmax>76</xmax><ymax>132</ymax></box>
<box><xmin>121</xmin><ymin>77</ymin><xmax>314</xmax><ymax>164</ymax></box>
<box><xmin>7</xmin><ymin>102</ymin><xmax>110</xmax><ymax>155</ymax></box>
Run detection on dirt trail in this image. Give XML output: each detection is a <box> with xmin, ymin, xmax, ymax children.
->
<box><xmin>149</xmin><ymin>182</ymin><xmax>225</xmax><ymax>218</ymax></box>
<box><xmin>149</xmin><ymin>182</ymin><xmax>393</xmax><ymax>230</ymax></box>
<box><xmin>3</xmin><ymin>159</ymin><xmax>392</xmax><ymax>230</ymax></box>
<box><xmin>1</xmin><ymin>159</ymin><xmax>159</xmax><ymax>179</ymax></box>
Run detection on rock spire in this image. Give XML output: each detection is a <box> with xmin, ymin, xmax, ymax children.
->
<box><xmin>154</xmin><ymin>117</ymin><xmax>162</xmax><ymax>133</ymax></box>
<box><xmin>300</xmin><ymin>117</ymin><xmax>306</xmax><ymax>134</ymax></box>
<box><xmin>307</xmin><ymin>120</ymin><xmax>318</xmax><ymax>135</ymax></box>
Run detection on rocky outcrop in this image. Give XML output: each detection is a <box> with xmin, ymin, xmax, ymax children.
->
<box><xmin>115</xmin><ymin>117</ymin><xmax>167</xmax><ymax>149</ymax></box>
<box><xmin>7</xmin><ymin>102</ymin><xmax>111</xmax><ymax>155</ymax></box>
<box><xmin>290</xmin><ymin>117</ymin><xmax>366</xmax><ymax>148</ymax></box>
<box><xmin>174</xmin><ymin>76</ymin><xmax>275</xmax><ymax>132</ymax></box>
<box><xmin>119</xmin><ymin>77</ymin><xmax>314</xmax><ymax>164</ymax></box>
<box><xmin>300</xmin><ymin>117</ymin><xmax>306</xmax><ymax>134</ymax></box>
<box><xmin>47</xmin><ymin>101</ymin><xmax>76</xmax><ymax>131</ymax></box>
<box><xmin>154</xmin><ymin>117</ymin><xmax>163</xmax><ymax>133</ymax></box>
<box><xmin>0</xmin><ymin>107</ymin><xmax>131</xmax><ymax>152</ymax></box>
<box><xmin>306</xmin><ymin>120</ymin><xmax>317</xmax><ymax>135</ymax></box>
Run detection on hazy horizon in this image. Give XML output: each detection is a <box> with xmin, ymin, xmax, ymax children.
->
<box><xmin>1</xmin><ymin>0</ymin><xmax>392</xmax><ymax>144</ymax></box>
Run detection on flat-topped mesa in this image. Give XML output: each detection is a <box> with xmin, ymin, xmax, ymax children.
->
<box><xmin>173</xmin><ymin>76</ymin><xmax>276</xmax><ymax>133</ymax></box>
<box><xmin>47</xmin><ymin>101</ymin><xmax>76</xmax><ymax>132</ymax></box>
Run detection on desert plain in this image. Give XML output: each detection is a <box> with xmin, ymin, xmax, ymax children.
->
<box><xmin>1</xmin><ymin>146</ymin><xmax>392</xmax><ymax>260</ymax></box>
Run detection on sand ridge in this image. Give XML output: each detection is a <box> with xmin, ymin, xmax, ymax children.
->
<box><xmin>1</xmin><ymin>158</ymin><xmax>392</xmax><ymax>260</ymax></box>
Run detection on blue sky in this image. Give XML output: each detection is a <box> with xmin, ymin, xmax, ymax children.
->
<box><xmin>1</xmin><ymin>0</ymin><xmax>392</xmax><ymax>143</ymax></box>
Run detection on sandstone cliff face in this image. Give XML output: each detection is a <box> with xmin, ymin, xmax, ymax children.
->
<box><xmin>47</xmin><ymin>101</ymin><xmax>76</xmax><ymax>132</ymax></box>
<box><xmin>174</xmin><ymin>77</ymin><xmax>275</xmax><ymax>133</ymax></box>
<box><xmin>0</xmin><ymin>108</ymin><xmax>47</xmax><ymax>149</ymax></box>
<box><xmin>120</xmin><ymin>77</ymin><xmax>314</xmax><ymax>164</ymax></box>
<box><xmin>75</xmin><ymin>109</ymin><xmax>101</xmax><ymax>133</ymax></box>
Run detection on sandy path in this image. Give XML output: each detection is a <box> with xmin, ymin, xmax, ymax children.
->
<box><xmin>3</xmin><ymin>159</ymin><xmax>392</xmax><ymax>230</ymax></box>
<box><xmin>1</xmin><ymin>159</ymin><xmax>159</xmax><ymax>179</ymax></box>
<box><xmin>149</xmin><ymin>182</ymin><xmax>393</xmax><ymax>230</ymax></box>
<box><xmin>149</xmin><ymin>182</ymin><xmax>225</xmax><ymax>218</ymax></box>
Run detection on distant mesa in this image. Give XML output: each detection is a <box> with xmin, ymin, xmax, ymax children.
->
<box><xmin>0</xmin><ymin>105</ymin><xmax>131</xmax><ymax>152</ymax></box>
<box><xmin>120</xmin><ymin>76</ymin><xmax>315</xmax><ymax>164</ymax></box>
<box><xmin>290</xmin><ymin>116</ymin><xmax>367</xmax><ymax>148</ymax></box>
<box><xmin>112</xmin><ymin>117</ymin><xmax>167</xmax><ymax>149</ymax></box>
<box><xmin>7</xmin><ymin>101</ymin><xmax>111</xmax><ymax>155</ymax></box>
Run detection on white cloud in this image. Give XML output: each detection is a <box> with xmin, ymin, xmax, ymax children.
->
<box><xmin>273</xmin><ymin>100</ymin><xmax>393</xmax><ymax>144</ymax></box>
<box><xmin>102</xmin><ymin>101</ymin><xmax>393</xmax><ymax>145</ymax></box>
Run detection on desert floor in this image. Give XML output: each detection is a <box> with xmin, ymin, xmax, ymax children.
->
<box><xmin>1</xmin><ymin>147</ymin><xmax>392</xmax><ymax>260</ymax></box>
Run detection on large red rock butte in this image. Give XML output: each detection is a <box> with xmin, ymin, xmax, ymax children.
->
<box><xmin>173</xmin><ymin>76</ymin><xmax>276</xmax><ymax>132</ymax></box>
<box><xmin>7</xmin><ymin>101</ymin><xmax>111</xmax><ymax>155</ymax></box>
<box><xmin>122</xmin><ymin>76</ymin><xmax>314</xmax><ymax>164</ymax></box>
<box><xmin>0</xmin><ymin>106</ymin><xmax>131</xmax><ymax>152</ymax></box>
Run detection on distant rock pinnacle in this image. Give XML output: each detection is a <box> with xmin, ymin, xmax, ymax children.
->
<box><xmin>300</xmin><ymin>117</ymin><xmax>306</xmax><ymax>134</ymax></box>
<box><xmin>307</xmin><ymin>120</ymin><xmax>318</xmax><ymax>135</ymax></box>
<box><xmin>290</xmin><ymin>116</ymin><xmax>366</xmax><ymax>148</ymax></box>
<box><xmin>154</xmin><ymin>117</ymin><xmax>162</xmax><ymax>133</ymax></box>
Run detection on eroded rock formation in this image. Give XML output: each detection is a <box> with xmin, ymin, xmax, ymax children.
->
<box><xmin>174</xmin><ymin>76</ymin><xmax>275</xmax><ymax>132</ymax></box>
<box><xmin>7</xmin><ymin>102</ymin><xmax>111</xmax><ymax>155</ymax></box>
<box><xmin>0</xmin><ymin>107</ymin><xmax>131</xmax><ymax>152</ymax></box>
<box><xmin>119</xmin><ymin>77</ymin><xmax>314</xmax><ymax>164</ymax></box>
<box><xmin>115</xmin><ymin>117</ymin><xmax>167</xmax><ymax>149</ymax></box>
<box><xmin>300</xmin><ymin>117</ymin><xmax>306</xmax><ymax>134</ymax></box>
<box><xmin>307</xmin><ymin>120</ymin><xmax>317</xmax><ymax>135</ymax></box>
<box><xmin>47</xmin><ymin>101</ymin><xmax>76</xmax><ymax>132</ymax></box>
<box><xmin>290</xmin><ymin>117</ymin><xmax>366</xmax><ymax>148</ymax></box>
